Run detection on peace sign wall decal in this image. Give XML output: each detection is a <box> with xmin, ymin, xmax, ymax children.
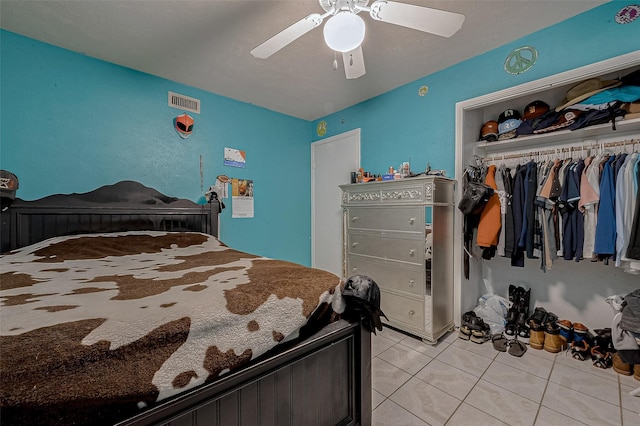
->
<box><xmin>504</xmin><ymin>46</ymin><xmax>538</xmax><ymax>75</ymax></box>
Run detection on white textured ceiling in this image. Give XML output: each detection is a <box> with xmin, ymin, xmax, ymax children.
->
<box><xmin>0</xmin><ymin>0</ymin><xmax>607</xmax><ymax>120</ymax></box>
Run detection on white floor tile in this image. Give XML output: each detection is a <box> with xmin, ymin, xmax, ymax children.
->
<box><xmin>435</xmin><ymin>344</ymin><xmax>493</xmax><ymax>378</ymax></box>
<box><xmin>452</xmin><ymin>337</ymin><xmax>499</xmax><ymax>360</ymax></box>
<box><xmin>377</xmin><ymin>342</ymin><xmax>433</xmax><ymax>375</ymax></box>
<box><xmin>534</xmin><ymin>406</ymin><xmax>587</xmax><ymax>426</ymax></box>
<box><xmin>549</xmin><ymin>362</ymin><xmax>620</xmax><ymax>405</ymax></box>
<box><xmin>494</xmin><ymin>349</ymin><xmax>554</xmax><ymax>380</ymax></box>
<box><xmin>371</xmin><ymin>334</ymin><xmax>396</xmax><ymax>357</ymax></box>
<box><xmin>398</xmin><ymin>334</ymin><xmax>450</xmax><ymax>358</ymax></box>
<box><xmin>370</xmin><ymin>326</ymin><xmax>632</xmax><ymax>425</ymax></box>
<box><xmin>372</xmin><ymin>390</ymin><xmax>385</xmax><ymax>410</ymax></box>
<box><xmin>481</xmin><ymin>361</ymin><xmax>548</xmax><ymax>403</ymax></box>
<box><xmin>621</xmin><ymin>383</ymin><xmax>640</xmax><ymax>414</ymax></box>
<box><xmin>541</xmin><ymin>382</ymin><xmax>621</xmax><ymax>426</ymax></box>
<box><xmin>446</xmin><ymin>402</ymin><xmax>508</xmax><ymax>426</ymax></box>
<box><xmin>372</xmin><ymin>399</ymin><xmax>428</xmax><ymax>426</ymax></box>
<box><xmin>465</xmin><ymin>380</ymin><xmax>539</xmax><ymax>426</ymax></box>
<box><xmin>623</xmin><ymin>408</ymin><xmax>640</xmax><ymax>426</ymax></box>
<box><xmin>414</xmin><ymin>359</ymin><xmax>478</xmax><ymax>400</ymax></box>
<box><xmin>389</xmin><ymin>376</ymin><xmax>461</xmax><ymax>426</ymax></box>
<box><xmin>371</xmin><ymin>357</ymin><xmax>412</xmax><ymax>397</ymax></box>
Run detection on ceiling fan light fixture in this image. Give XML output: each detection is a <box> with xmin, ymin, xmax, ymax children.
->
<box><xmin>323</xmin><ymin>11</ymin><xmax>365</xmax><ymax>53</ymax></box>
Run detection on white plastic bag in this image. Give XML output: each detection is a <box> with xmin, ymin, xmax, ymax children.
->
<box><xmin>474</xmin><ymin>294</ymin><xmax>509</xmax><ymax>334</ymax></box>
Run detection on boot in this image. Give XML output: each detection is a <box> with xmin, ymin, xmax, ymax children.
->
<box><xmin>529</xmin><ymin>319</ymin><xmax>545</xmax><ymax>350</ymax></box>
<box><xmin>612</xmin><ymin>353</ymin><xmax>632</xmax><ymax>375</ymax></box>
<box><xmin>543</xmin><ymin>321</ymin><xmax>566</xmax><ymax>353</ymax></box>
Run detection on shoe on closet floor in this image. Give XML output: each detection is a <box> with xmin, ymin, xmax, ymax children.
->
<box><xmin>458</xmin><ymin>311</ymin><xmax>475</xmax><ymax>340</ymax></box>
<box><xmin>591</xmin><ymin>328</ymin><xmax>614</xmax><ymax>369</ymax></box>
<box><xmin>543</xmin><ymin>322</ymin><xmax>566</xmax><ymax>353</ymax></box>
<box><xmin>570</xmin><ymin>324</ymin><xmax>592</xmax><ymax>361</ymax></box>
<box><xmin>613</xmin><ymin>353</ymin><xmax>632</xmax><ymax>376</ymax></box>
<box><xmin>529</xmin><ymin>322</ymin><xmax>545</xmax><ymax>350</ymax></box>
<box><xmin>557</xmin><ymin>319</ymin><xmax>573</xmax><ymax>343</ymax></box>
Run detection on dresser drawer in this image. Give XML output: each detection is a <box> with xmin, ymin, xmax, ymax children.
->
<box><xmin>347</xmin><ymin>256</ymin><xmax>424</xmax><ymax>296</ymax></box>
<box><xmin>380</xmin><ymin>290</ymin><xmax>424</xmax><ymax>331</ymax></box>
<box><xmin>346</xmin><ymin>206</ymin><xmax>423</xmax><ymax>232</ymax></box>
<box><xmin>347</xmin><ymin>232</ymin><xmax>424</xmax><ymax>264</ymax></box>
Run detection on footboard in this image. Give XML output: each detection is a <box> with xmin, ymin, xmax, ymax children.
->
<box><xmin>119</xmin><ymin>320</ymin><xmax>371</xmax><ymax>426</ymax></box>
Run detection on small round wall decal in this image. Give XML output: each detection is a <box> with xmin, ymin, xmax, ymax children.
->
<box><xmin>316</xmin><ymin>120</ymin><xmax>327</xmax><ymax>137</ymax></box>
<box><xmin>418</xmin><ymin>85</ymin><xmax>429</xmax><ymax>96</ymax></box>
<box><xmin>615</xmin><ymin>5</ymin><xmax>640</xmax><ymax>24</ymax></box>
<box><xmin>504</xmin><ymin>46</ymin><xmax>538</xmax><ymax>75</ymax></box>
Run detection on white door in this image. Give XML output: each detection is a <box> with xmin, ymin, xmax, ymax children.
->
<box><xmin>311</xmin><ymin>129</ymin><xmax>360</xmax><ymax>277</ymax></box>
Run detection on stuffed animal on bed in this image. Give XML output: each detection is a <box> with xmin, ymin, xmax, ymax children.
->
<box><xmin>342</xmin><ymin>274</ymin><xmax>387</xmax><ymax>334</ymax></box>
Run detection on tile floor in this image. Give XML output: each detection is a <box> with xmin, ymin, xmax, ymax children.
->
<box><xmin>371</xmin><ymin>326</ymin><xmax>640</xmax><ymax>426</ymax></box>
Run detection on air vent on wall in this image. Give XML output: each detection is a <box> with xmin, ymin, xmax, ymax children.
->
<box><xmin>168</xmin><ymin>91</ymin><xmax>200</xmax><ymax>114</ymax></box>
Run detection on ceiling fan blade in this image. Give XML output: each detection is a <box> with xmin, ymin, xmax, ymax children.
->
<box><xmin>369</xmin><ymin>1</ymin><xmax>465</xmax><ymax>37</ymax></box>
<box><xmin>251</xmin><ymin>13</ymin><xmax>323</xmax><ymax>59</ymax></box>
<box><xmin>343</xmin><ymin>46</ymin><xmax>365</xmax><ymax>80</ymax></box>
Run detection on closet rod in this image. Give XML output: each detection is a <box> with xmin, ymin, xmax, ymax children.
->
<box><xmin>483</xmin><ymin>138</ymin><xmax>638</xmax><ymax>163</ymax></box>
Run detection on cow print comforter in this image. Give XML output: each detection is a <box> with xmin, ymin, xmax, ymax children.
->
<box><xmin>0</xmin><ymin>231</ymin><xmax>346</xmax><ymax>425</ymax></box>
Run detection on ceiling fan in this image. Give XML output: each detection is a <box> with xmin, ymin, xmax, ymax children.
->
<box><xmin>250</xmin><ymin>0</ymin><xmax>465</xmax><ymax>79</ymax></box>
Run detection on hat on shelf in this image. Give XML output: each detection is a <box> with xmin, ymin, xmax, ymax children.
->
<box><xmin>480</xmin><ymin>120</ymin><xmax>499</xmax><ymax>142</ymax></box>
<box><xmin>523</xmin><ymin>100</ymin><xmax>550</xmax><ymax>120</ymax></box>
<box><xmin>555</xmin><ymin>77</ymin><xmax>622</xmax><ymax>112</ymax></box>
<box><xmin>0</xmin><ymin>170</ymin><xmax>19</xmax><ymax>200</ymax></box>
<box><xmin>498</xmin><ymin>109</ymin><xmax>522</xmax><ymax>136</ymax></box>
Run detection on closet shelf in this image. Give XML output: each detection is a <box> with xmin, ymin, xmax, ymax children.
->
<box><xmin>475</xmin><ymin>117</ymin><xmax>640</xmax><ymax>155</ymax></box>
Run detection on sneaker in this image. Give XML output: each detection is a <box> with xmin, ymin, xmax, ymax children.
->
<box><xmin>570</xmin><ymin>324</ymin><xmax>592</xmax><ymax>361</ymax></box>
<box><xmin>591</xmin><ymin>328</ymin><xmax>615</xmax><ymax>369</ymax></box>
<box><xmin>557</xmin><ymin>319</ymin><xmax>573</xmax><ymax>343</ymax></box>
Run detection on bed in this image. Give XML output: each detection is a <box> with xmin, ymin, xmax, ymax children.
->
<box><xmin>0</xmin><ymin>181</ymin><xmax>372</xmax><ymax>426</ymax></box>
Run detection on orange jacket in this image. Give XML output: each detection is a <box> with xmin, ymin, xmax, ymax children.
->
<box><xmin>477</xmin><ymin>164</ymin><xmax>501</xmax><ymax>248</ymax></box>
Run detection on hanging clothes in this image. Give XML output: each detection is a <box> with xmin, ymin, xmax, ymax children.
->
<box><xmin>594</xmin><ymin>155</ymin><xmax>618</xmax><ymax>260</ymax></box>
<box><xmin>510</xmin><ymin>164</ymin><xmax>527</xmax><ymax>267</ymax></box>
<box><xmin>477</xmin><ymin>164</ymin><xmax>501</xmax><ymax>260</ymax></box>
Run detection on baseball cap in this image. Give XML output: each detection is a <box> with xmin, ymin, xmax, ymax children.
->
<box><xmin>0</xmin><ymin>170</ymin><xmax>19</xmax><ymax>200</ymax></box>
<box><xmin>523</xmin><ymin>100</ymin><xmax>550</xmax><ymax>121</ymax></box>
<box><xmin>480</xmin><ymin>120</ymin><xmax>499</xmax><ymax>142</ymax></box>
<box><xmin>498</xmin><ymin>109</ymin><xmax>522</xmax><ymax>134</ymax></box>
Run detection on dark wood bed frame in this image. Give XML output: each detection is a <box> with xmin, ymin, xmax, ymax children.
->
<box><xmin>1</xmin><ymin>187</ymin><xmax>372</xmax><ymax>426</ymax></box>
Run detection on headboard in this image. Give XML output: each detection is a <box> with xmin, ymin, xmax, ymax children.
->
<box><xmin>1</xmin><ymin>181</ymin><xmax>219</xmax><ymax>251</ymax></box>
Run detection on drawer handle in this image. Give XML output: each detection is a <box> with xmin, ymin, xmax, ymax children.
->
<box><xmin>351</xmin><ymin>216</ymin><xmax>359</xmax><ymax>221</ymax></box>
<box><xmin>409</xmin><ymin>217</ymin><xmax>415</xmax><ymax>225</ymax></box>
<box><xmin>408</xmin><ymin>280</ymin><xmax>414</xmax><ymax>287</ymax></box>
<box><xmin>351</xmin><ymin>242</ymin><xmax>358</xmax><ymax>248</ymax></box>
<box><xmin>408</xmin><ymin>249</ymin><xmax>415</xmax><ymax>256</ymax></box>
<box><xmin>408</xmin><ymin>310</ymin><xmax>415</xmax><ymax>316</ymax></box>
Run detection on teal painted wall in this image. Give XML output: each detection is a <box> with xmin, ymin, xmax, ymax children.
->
<box><xmin>312</xmin><ymin>1</ymin><xmax>640</xmax><ymax>178</ymax></box>
<box><xmin>0</xmin><ymin>30</ymin><xmax>311</xmax><ymax>265</ymax></box>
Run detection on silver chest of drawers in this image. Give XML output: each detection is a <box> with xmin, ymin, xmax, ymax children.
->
<box><xmin>340</xmin><ymin>176</ymin><xmax>456</xmax><ymax>343</ymax></box>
